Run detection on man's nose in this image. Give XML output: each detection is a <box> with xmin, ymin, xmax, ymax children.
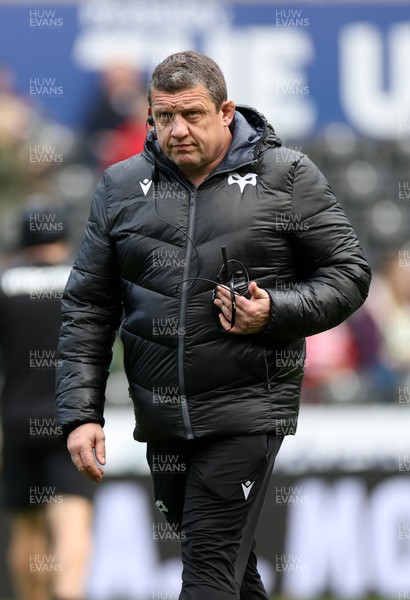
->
<box><xmin>170</xmin><ymin>115</ymin><xmax>189</xmax><ymax>137</ymax></box>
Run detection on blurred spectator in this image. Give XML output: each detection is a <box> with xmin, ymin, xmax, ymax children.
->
<box><xmin>0</xmin><ymin>62</ymin><xmax>76</xmax><ymax>221</ymax></box>
<box><xmin>0</xmin><ymin>63</ymin><xmax>34</xmax><ymax>202</ymax></box>
<box><xmin>0</xmin><ymin>202</ymin><xmax>94</xmax><ymax>600</ymax></box>
<box><xmin>368</xmin><ymin>250</ymin><xmax>410</xmax><ymax>369</ymax></box>
<box><xmin>302</xmin><ymin>322</ymin><xmax>360</xmax><ymax>403</ymax></box>
<box><xmin>0</xmin><ymin>64</ymin><xmax>32</xmax><ymax>146</ymax></box>
<box><xmin>84</xmin><ymin>61</ymin><xmax>149</xmax><ymax>170</ymax></box>
<box><xmin>303</xmin><ymin>248</ymin><xmax>410</xmax><ymax>404</ymax></box>
<box><xmin>350</xmin><ymin>248</ymin><xmax>410</xmax><ymax>400</ymax></box>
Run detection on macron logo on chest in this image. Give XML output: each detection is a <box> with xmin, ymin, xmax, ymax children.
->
<box><xmin>228</xmin><ymin>172</ymin><xmax>258</xmax><ymax>194</ymax></box>
<box><xmin>139</xmin><ymin>178</ymin><xmax>153</xmax><ymax>196</ymax></box>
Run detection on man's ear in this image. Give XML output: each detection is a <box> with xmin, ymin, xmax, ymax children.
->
<box><xmin>221</xmin><ymin>100</ymin><xmax>235</xmax><ymax>126</ymax></box>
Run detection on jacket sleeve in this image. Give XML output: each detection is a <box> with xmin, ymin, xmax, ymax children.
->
<box><xmin>263</xmin><ymin>155</ymin><xmax>372</xmax><ymax>340</ymax></box>
<box><xmin>56</xmin><ymin>176</ymin><xmax>122</xmax><ymax>437</ymax></box>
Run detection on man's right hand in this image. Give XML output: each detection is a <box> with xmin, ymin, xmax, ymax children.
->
<box><xmin>67</xmin><ymin>423</ymin><xmax>106</xmax><ymax>483</ymax></box>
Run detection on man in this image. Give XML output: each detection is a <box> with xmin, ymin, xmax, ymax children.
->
<box><xmin>0</xmin><ymin>205</ymin><xmax>94</xmax><ymax>600</ymax></box>
<box><xmin>56</xmin><ymin>51</ymin><xmax>371</xmax><ymax>599</ymax></box>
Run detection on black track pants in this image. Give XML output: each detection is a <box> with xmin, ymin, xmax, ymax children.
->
<box><xmin>147</xmin><ymin>433</ymin><xmax>284</xmax><ymax>599</ymax></box>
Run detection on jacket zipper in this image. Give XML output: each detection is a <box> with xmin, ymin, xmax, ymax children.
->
<box><xmin>177</xmin><ymin>188</ymin><xmax>197</xmax><ymax>439</ymax></box>
<box><xmin>151</xmin><ymin>158</ymin><xmax>258</xmax><ymax>440</ymax></box>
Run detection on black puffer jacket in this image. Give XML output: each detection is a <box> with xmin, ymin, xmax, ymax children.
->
<box><xmin>56</xmin><ymin>106</ymin><xmax>371</xmax><ymax>441</ymax></box>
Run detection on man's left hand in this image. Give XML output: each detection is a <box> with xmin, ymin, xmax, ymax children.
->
<box><xmin>213</xmin><ymin>281</ymin><xmax>271</xmax><ymax>334</ymax></box>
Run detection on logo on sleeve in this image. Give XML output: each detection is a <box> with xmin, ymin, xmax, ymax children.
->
<box><xmin>139</xmin><ymin>178</ymin><xmax>153</xmax><ymax>196</ymax></box>
<box><xmin>228</xmin><ymin>172</ymin><xmax>258</xmax><ymax>193</ymax></box>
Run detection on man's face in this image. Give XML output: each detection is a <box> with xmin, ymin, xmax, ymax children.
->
<box><xmin>150</xmin><ymin>85</ymin><xmax>235</xmax><ymax>182</ymax></box>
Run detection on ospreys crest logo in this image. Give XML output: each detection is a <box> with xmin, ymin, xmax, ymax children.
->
<box><xmin>227</xmin><ymin>172</ymin><xmax>258</xmax><ymax>193</ymax></box>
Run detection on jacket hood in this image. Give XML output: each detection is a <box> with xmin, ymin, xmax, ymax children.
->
<box><xmin>143</xmin><ymin>104</ymin><xmax>282</xmax><ymax>178</ymax></box>
<box><xmin>234</xmin><ymin>104</ymin><xmax>282</xmax><ymax>150</ymax></box>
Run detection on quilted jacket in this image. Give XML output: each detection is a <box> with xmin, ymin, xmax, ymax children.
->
<box><xmin>56</xmin><ymin>106</ymin><xmax>372</xmax><ymax>441</ymax></box>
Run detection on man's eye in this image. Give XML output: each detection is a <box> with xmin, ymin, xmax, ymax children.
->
<box><xmin>158</xmin><ymin>113</ymin><xmax>173</xmax><ymax>123</ymax></box>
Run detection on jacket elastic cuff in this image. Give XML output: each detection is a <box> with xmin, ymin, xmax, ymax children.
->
<box><xmin>261</xmin><ymin>289</ymin><xmax>277</xmax><ymax>339</ymax></box>
<box><xmin>60</xmin><ymin>418</ymin><xmax>104</xmax><ymax>442</ymax></box>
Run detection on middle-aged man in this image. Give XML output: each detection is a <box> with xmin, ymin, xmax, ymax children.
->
<box><xmin>56</xmin><ymin>51</ymin><xmax>372</xmax><ymax>600</ymax></box>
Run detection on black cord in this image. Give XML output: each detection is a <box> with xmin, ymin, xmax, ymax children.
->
<box><xmin>177</xmin><ymin>259</ymin><xmax>251</xmax><ymax>296</ymax></box>
<box><xmin>151</xmin><ymin>163</ymin><xmax>250</xmax><ymax>296</ymax></box>
<box><xmin>150</xmin><ymin>165</ymin><xmax>251</xmax><ymax>331</ymax></box>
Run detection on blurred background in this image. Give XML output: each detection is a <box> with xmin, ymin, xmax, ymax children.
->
<box><xmin>0</xmin><ymin>0</ymin><xmax>409</xmax><ymax>598</ymax></box>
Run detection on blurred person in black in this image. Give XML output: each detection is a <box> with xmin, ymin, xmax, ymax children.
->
<box><xmin>0</xmin><ymin>203</ymin><xmax>94</xmax><ymax>600</ymax></box>
<box><xmin>56</xmin><ymin>52</ymin><xmax>371</xmax><ymax>599</ymax></box>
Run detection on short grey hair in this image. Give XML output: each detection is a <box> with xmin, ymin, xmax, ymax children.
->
<box><xmin>147</xmin><ymin>51</ymin><xmax>228</xmax><ymax>111</ymax></box>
